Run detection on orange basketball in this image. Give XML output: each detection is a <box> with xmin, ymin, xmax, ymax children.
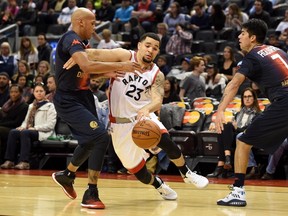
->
<box><xmin>132</xmin><ymin>119</ymin><xmax>161</xmax><ymax>149</ymax></box>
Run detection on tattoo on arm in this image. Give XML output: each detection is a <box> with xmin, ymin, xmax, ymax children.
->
<box><xmin>154</xmin><ymin>72</ymin><xmax>164</xmax><ymax>98</ymax></box>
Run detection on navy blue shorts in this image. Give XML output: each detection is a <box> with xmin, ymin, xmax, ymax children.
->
<box><xmin>54</xmin><ymin>90</ymin><xmax>107</xmax><ymax>145</ymax></box>
<box><xmin>239</xmin><ymin>96</ymin><xmax>288</xmax><ymax>153</ymax></box>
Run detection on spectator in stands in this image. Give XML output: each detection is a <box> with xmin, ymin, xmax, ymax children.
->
<box><xmin>165</xmin><ymin>24</ymin><xmax>193</xmax><ymax>56</ymax></box>
<box><xmin>218</xmin><ymin>46</ymin><xmax>237</xmax><ymax>81</ymax></box>
<box><xmin>156</xmin><ymin>55</ymin><xmax>171</xmax><ymax>77</ymax></box>
<box><xmin>163</xmin><ymin>76</ymin><xmax>180</xmax><ymax>104</ymax></box>
<box><xmin>125</xmin><ymin>16</ymin><xmax>145</xmax><ymax>50</ymax></box>
<box><xmin>34</xmin><ymin>75</ymin><xmax>44</xmax><ymax>85</ymax></box>
<box><xmin>278</xmin><ymin>28</ymin><xmax>288</xmax><ymax>52</ymax></box>
<box><xmin>276</xmin><ymin>9</ymin><xmax>288</xmax><ymax>34</ymax></box>
<box><xmin>36</xmin><ymin>0</ymin><xmax>68</xmax><ymax>34</ymax></box>
<box><xmin>97</xmin><ymin>29</ymin><xmax>120</xmax><ymax>49</ymax></box>
<box><xmin>0</xmin><ymin>83</ymin><xmax>57</xmax><ymax>170</ymax></box>
<box><xmin>167</xmin><ymin>57</ymin><xmax>192</xmax><ymax>81</ymax></box>
<box><xmin>15</xmin><ymin>0</ymin><xmax>36</xmax><ymax>36</ymax></box>
<box><xmin>12</xmin><ymin>60</ymin><xmax>34</xmax><ymax>88</ymax></box>
<box><xmin>57</xmin><ymin>0</ymin><xmax>78</xmax><ymax>30</ymax></box>
<box><xmin>96</xmin><ymin>0</ymin><xmax>115</xmax><ymax>22</ymax></box>
<box><xmin>17</xmin><ymin>37</ymin><xmax>38</xmax><ymax>73</ymax></box>
<box><xmin>35</xmin><ymin>60</ymin><xmax>51</xmax><ymax>85</ymax></box>
<box><xmin>27</xmin><ymin>0</ymin><xmax>36</xmax><ymax>9</ymax></box>
<box><xmin>90</xmin><ymin>77</ymin><xmax>107</xmax><ymax>102</ymax></box>
<box><xmin>0</xmin><ymin>0</ymin><xmax>8</xmax><ymax>14</ymax></box>
<box><xmin>45</xmin><ymin>74</ymin><xmax>56</xmax><ymax>102</ymax></box>
<box><xmin>163</xmin><ymin>1</ymin><xmax>190</xmax><ymax>35</ymax></box>
<box><xmin>190</xmin><ymin>0</ymin><xmax>209</xmax><ymax>15</ymax></box>
<box><xmin>0</xmin><ymin>0</ymin><xmax>19</xmax><ymax>27</ymax></box>
<box><xmin>0</xmin><ymin>72</ymin><xmax>10</xmax><ymax>107</ymax></box>
<box><xmin>209</xmin><ymin>2</ymin><xmax>226</xmax><ymax>33</ymax></box>
<box><xmin>16</xmin><ymin>74</ymin><xmax>33</xmax><ymax>103</ymax></box>
<box><xmin>207</xmin><ymin>87</ymin><xmax>261</xmax><ymax>178</ymax></box>
<box><xmin>225</xmin><ymin>3</ymin><xmax>249</xmax><ymax>33</ymax></box>
<box><xmin>112</xmin><ymin>0</ymin><xmax>133</xmax><ymax>33</ymax></box>
<box><xmin>248</xmin><ymin>0</ymin><xmax>273</xmax><ymax>16</ymax></box>
<box><xmin>266</xmin><ymin>33</ymin><xmax>282</xmax><ymax>49</ymax></box>
<box><xmin>249</xmin><ymin>0</ymin><xmax>271</xmax><ymax>28</ymax></box>
<box><xmin>217</xmin><ymin>0</ymin><xmax>229</xmax><ymax>10</ymax></box>
<box><xmin>0</xmin><ymin>42</ymin><xmax>17</xmax><ymax>79</ymax></box>
<box><xmin>37</xmin><ymin>33</ymin><xmax>52</xmax><ymax>63</ymax></box>
<box><xmin>261</xmin><ymin>138</ymin><xmax>288</xmax><ymax>180</ymax></box>
<box><xmin>131</xmin><ymin>0</ymin><xmax>156</xmax><ymax>32</ymax></box>
<box><xmin>203</xmin><ymin>62</ymin><xmax>227</xmax><ymax>100</ymax></box>
<box><xmin>0</xmin><ymin>84</ymin><xmax>28</xmax><ymax>163</ymax></box>
<box><xmin>156</xmin><ymin>22</ymin><xmax>170</xmax><ymax>55</ymax></box>
<box><xmin>179</xmin><ymin>56</ymin><xmax>206</xmax><ymax>102</ymax></box>
<box><xmin>84</xmin><ymin>0</ymin><xmax>95</xmax><ymax>13</ymax></box>
<box><xmin>188</xmin><ymin>2</ymin><xmax>211</xmax><ymax>32</ymax></box>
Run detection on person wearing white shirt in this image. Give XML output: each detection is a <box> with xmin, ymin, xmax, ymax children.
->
<box><xmin>97</xmin><ymin>29</ymin><xmax>120</xmax><ymax>49</ymax></box>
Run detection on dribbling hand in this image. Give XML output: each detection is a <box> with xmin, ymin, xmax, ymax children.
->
<box><xmin>215</xmin><ymin>110</ymin><xmax>226</xmax><ymax>134</ymax></box>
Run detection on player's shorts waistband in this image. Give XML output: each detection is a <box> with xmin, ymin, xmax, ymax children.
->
<box><xmin>110</xmin><ymin>117</ymin><xmax>133</xmax><ymax>124</ymax></box>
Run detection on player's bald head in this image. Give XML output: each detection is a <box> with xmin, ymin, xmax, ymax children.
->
<box><xmin>71</xmin><ymin>8</ymin><xmax>95</xmax><ymax>24</ymax></box>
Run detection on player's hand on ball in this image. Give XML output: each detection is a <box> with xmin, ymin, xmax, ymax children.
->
<box><xmin>137</xmin><ymin>108</ymin><xmax>150</xmax><ymax>120</ymax></box>
<box><xmin>132</xmin><ymin>119</ymin><xmax>161</xmax><ymax>149</ymax></box>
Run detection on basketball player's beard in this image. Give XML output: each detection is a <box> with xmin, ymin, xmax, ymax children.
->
<box><xmin>142</xmin><ymin>57</ymin><xmax>152</xmax><ymax>64</ymax></box>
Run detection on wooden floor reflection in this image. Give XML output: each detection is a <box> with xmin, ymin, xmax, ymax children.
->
<box><xmin>0</xmin><ymin>171</ymin><xmax>287</xmax><ymax>216</ymax></box>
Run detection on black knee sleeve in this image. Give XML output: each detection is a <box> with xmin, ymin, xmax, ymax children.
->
<box><xmin>88</xmin><ymin>133</ymin><xmax>110</xmax><ymax>170</ymax></box>
<box><xmin>134</xmin><ymin>165</ymin><xmax>153</xmax><ymax>184</ymax></box>
<box><xmin>71</xmin><ymin>132</ymin><xmax>109</xmax><ymax>168</ymax></box>
<box><xmin>157</xmin><ymin>133</ymin><xmax>182</xmax><ymax>160</ymax></box>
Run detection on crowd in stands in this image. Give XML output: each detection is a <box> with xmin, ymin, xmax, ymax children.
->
<box><xmin>0</xmin><ymin>0</ymin><xmax>287</xmax><ymax>178</ymax></box>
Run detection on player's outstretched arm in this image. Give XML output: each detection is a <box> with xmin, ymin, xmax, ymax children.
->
<box><xmin>85</xmin><ymin>48</ymin><xmax>131</xmax><ymax>62</ymax></box>
<box><xmin>215</xmin><ymin>72</ymin><xmax>246</xmax><ymax>133</ymax></box>
<box><xmin>64</xmin><ymin>50</ymin><xmax>142</xmax><ymax>74</ymax></box>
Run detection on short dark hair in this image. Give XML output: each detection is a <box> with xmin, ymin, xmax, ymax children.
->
<box><xmin>139</xmin><ymin>32</ymin><xmax>161</xmax><ymax>45</ymax></box>
<box><xmin>242</xmin><ymin>19</ymin><xmax>268</xmax><ymax>44</ymax></box>
<box><xmin>10</xmin><ymin>84</ymin><xmax>23</xmax><ymax>93</ymax></box>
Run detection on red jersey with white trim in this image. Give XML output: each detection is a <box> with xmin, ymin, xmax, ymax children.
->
<box><xmin>109</xmin><ymin>51</ymin><xmax>160</xmax><ymax>118</ymax></box>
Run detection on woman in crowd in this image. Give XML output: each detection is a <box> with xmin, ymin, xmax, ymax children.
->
<box><xmin>209</xmin><ymin>2</ymin><xmax>226</xmax><ymax>33</ymax></box>
<box><xmin>203</xmin><ymin>62</ymin><xmax>227</xmax><ymax>100</ymax></box>
<box><xmin>218</xmin><ymin>46</ymin><xmax>237</xmax><ymax>82</ymax></box>
<box><xmin>0</xmin><ymin>83</ymin><xmax>57</xmax><ymax>170</ymax></box>
<box><xmin>207</xmin><ymin>87</ymin><xmax>261</xmax><ymax>178</ymax></box>
<box><xmin>35</xmin><ymin>60</ymin><xmax>51</xmax><ymax>85</ymax></box>
<box><xmin>17</xmin><ymin>36</ymin><xmax>38</xmax><ymax>72</ymax></box>
<box><xmin>12</xmin><ymin>60</ymin><xmax>34</xmax><ymax>87</ymax></box>
<box><xmin>225</xmin><ymin>3</ymin><xmax>249</xmax><ymax>33</ymax></box>
<box><xmin>0</xmin><ymin>84</ymin><xmax>28</xmax><ymax>162</ymax></box>
<box><xmin>16</xmin><ymin>74</ymin><xmax>33</xmax><ymax>103</ymax></box>
<box><xmin>163</xmin><ymin>1</ymin><xmax>190</xmax><ymax>35</ymax></box>
<box><xmin>163</xmin><ymin>76</ymin><xmax>180</xmax><ymax>104</ymax></box>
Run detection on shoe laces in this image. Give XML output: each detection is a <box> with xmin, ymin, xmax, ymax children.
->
<box><xmin>186</xmin><ymin>170</ymin><xmax>201</xmax><ymax>183</ymax></box>
<box><xmin>88</xmin><ymin>189</ymin><xmax>99</xmax><ymax>199</ymax></box>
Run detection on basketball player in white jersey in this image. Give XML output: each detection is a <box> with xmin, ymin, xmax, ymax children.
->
<box><xmin>64</xmin><ymin>32</ymin><xmax>209</xmax><ymax>201</ymax></box>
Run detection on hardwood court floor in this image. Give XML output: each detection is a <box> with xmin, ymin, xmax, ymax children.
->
<box><xmin>0</xmin><ymin>170</ymin><xmax>287</xmax><ymax>216</ymax></box>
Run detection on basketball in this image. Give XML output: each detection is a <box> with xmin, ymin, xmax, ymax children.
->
<box><xmin>132</xmin><ymin>119</ymin><xmax>161</xmax><ymax>149</ymax></box>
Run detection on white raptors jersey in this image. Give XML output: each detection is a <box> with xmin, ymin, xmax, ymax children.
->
<box><xmin>109</xmin><ymin>51</ymin><xmax>160</xmax><ymax>118</ymax></box>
